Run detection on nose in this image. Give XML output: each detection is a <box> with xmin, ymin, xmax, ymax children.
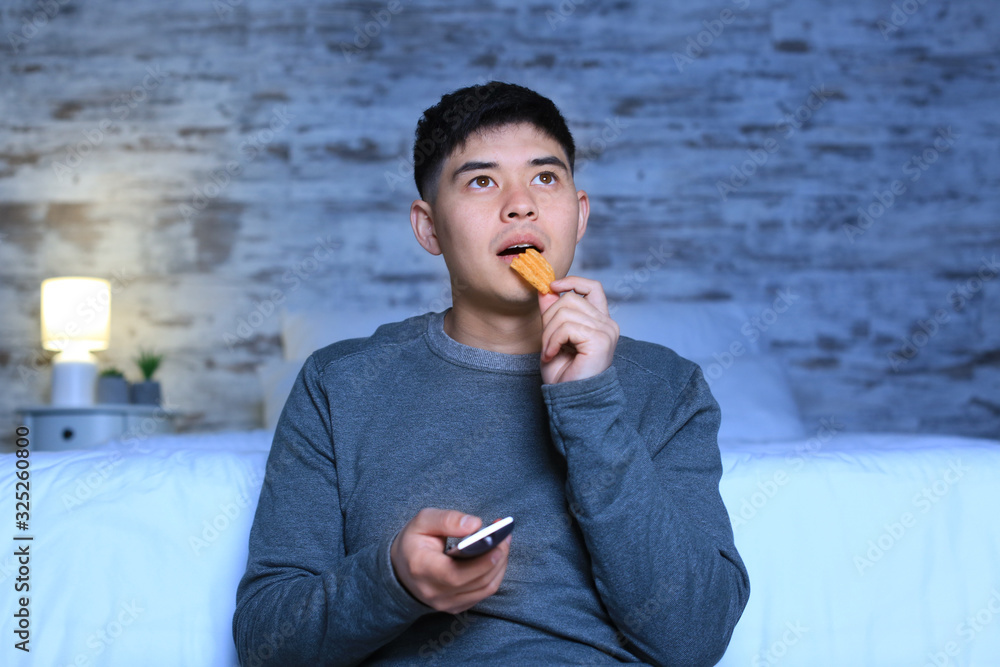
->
<box><xmin>501</xmin><ymin>184</ymin><xmax>536</xmax><ymax>221</ymax></box>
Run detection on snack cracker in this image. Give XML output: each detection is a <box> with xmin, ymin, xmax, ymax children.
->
<box><xmin>510</xmin><ymin>248</ymin><xmax>555</xmax><ymax>295</ymax></box>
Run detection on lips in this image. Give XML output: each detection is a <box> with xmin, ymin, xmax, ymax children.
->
<box><xmin>496</xmin><ymin>235</ymin><xmax>544</xmax><ymax>257</ymax></box>
<box><xmin>499</xmin><ymin>252</ymin><xmax>530</xmax><ymax>264</ymax></box>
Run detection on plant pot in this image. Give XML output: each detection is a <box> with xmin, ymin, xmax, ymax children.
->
<box><xmin>97</xmin><ymin>376</ymin><xmax>130</xmax><ymax>404</ymax></box>
<box><xmin>130</xmin><ymin>380</ymin><xmax>162</xmax><ymax>406</ymax></box>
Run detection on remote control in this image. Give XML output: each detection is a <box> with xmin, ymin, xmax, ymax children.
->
<box><xmin>444</xmin><ymin>517</ymin><xmax>514</xmax><ymax>559</ymax></box>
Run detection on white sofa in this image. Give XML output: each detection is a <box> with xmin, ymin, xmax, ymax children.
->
<box><xmin>3</xmin><ymin>305</ymin><xmax>998</xmax><ymax>665</ymax></box>
<box><xmin>3</xmin><ymin>428</ymin><xmax>999</xmax><ymax>666</ymax></box>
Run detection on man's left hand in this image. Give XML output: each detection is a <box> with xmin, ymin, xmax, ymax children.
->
<box><xmin>538</xmin><ymin>276</ymin><xmax>619</xmax><ymax>385</ymax></box>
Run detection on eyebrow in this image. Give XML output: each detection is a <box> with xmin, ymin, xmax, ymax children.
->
<box><xmin>450</xmin><ymin>155</ymin><xmax>570</xmax><ymax>183</ymax></box>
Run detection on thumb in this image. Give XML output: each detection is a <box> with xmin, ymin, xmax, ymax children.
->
<box><xmin>538</xmin><ymin>290</ymin><xmax>560</xmax><ymax>315</ymax></box>
<box><xmin>414</xmin><ymin>508</ymin><xmax>482</xmax><ymax>538</ymax></box>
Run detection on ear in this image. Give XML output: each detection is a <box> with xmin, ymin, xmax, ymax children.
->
<box><xmin>575</xmin><ymin>189</ymin><xmax>590</xmax><ymax>244</ymax></box>
<box><xmin>410</xmin><ymin>199</ymin><xmax>442</xmax><ymax>255</ymax></box>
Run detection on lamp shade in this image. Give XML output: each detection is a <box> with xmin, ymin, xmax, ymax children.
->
<box><xmin>41</xmin><ymin>277</ymin><xmax>111</xmax><ymax>356</ymax></box>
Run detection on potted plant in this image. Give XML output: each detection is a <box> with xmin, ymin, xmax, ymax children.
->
<box><xmin>96</xmin><ymin>367</ymin><xmax>129</xmax><ymax>404</ymax></box>
<box><xmin>130</xmin><ymin>348</ymin><xmax>164</xmax><ymax>405</ymax></box>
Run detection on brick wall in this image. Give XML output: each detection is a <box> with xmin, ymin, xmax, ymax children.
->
<box><xmin>1</xmin><ymin>0</ymin><xmax>997</xmax><ymax>442</ymax></box>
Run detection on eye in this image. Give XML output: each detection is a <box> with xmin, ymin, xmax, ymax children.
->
<box><xmin>532</xmin><ymin>172</ymin><xmax>557</xmax><ymax>185</ymax></box>
<box><xmin>469</xmin><ymin>175</ymin><xmax>494</xmax><ymax>189</ymax></box>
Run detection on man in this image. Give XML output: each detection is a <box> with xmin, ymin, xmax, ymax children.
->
<box><xmin>234</xmin><ymin>81</ymin><xmax>749</xmax><ymax>666</ymax></box>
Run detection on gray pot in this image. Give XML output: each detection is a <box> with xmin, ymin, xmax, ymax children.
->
<box><xmin>130</xmin><ymin>380</ymin><xmax>162</xmax><ymax>406</ymax></box>
<box><xmin>97</xmin><ymin>376</ymin><xmax>130</xmax><ymax>404</ymax></box>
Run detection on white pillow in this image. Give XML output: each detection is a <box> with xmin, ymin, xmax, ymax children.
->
<box><xmin>611</xmin><ymin>302</ymin><xmax>760</xmax><ymax>359</ymax></box>
<box><xmin>693</xmin><ymin>355</ymin><xmax>805</xmax><ymax>442</ymax></box>
<box><xmin>256</xmin><ymin>358</ymin><xmax>304</xmax><ymax>432</ymax></box>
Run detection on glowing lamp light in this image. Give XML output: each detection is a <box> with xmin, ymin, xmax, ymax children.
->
<box><xmin>41</xmin><ymin>277</ymin><xmax>111</xmax><ymax>405</ymax></box>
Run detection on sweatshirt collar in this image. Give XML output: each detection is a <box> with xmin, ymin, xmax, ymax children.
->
<box><xmin>426</xmin><ymin>309</ymin><xmax>541</xmax><ymax>374</ymax></box>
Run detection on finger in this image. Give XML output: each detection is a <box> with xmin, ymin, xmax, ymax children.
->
<box><xmin>458</xmin><ymin>530</ymin><xmax>511</xmax><ymax>572</ymax></box>
<box><xmin>540</xmin><ymin>314</ymin><xmax>585</xmax><ymax>363</ymax></box>
<box><xmin>436</xmin><ymin>556</ymin><xmax>500</xmax><ymax>592</ymax></box>
<box><xmin>455</xmin><ymin>535</ymin><xmax>511</xmax><ymax>598</ymax></box>
<box><xmin>549</xmin><ymin>276</ymin><xmax>609</xmax><ymax>313</ymax></box>
<box><xmin>429</xmin><ymin>544</ymin><xmax>506</xmax><ymax>600</ymax></box>
<box><xmin>448</xmin><ymin>545</ymin><xmax>510</xmax><ymax>601</ymax></box>
<box><xmin>543</xmin><ymin>320</ymin><xmax>617</xmax><ymax>364</ymax></box>
<box><xmin>445</xmin><ymin>532</ymin><xmax>511</xmax><ymax>586</ymax></box>
<box><xmin>448</xmin><ymin>553</ymin><xmax>507</xmax><ymax>595</ymax></box>
<box><xmin>548</xmin><ymin>275</ymin><xmax>601</xmax><ymax>297</ymax></box>
<box><xmin>537</xmin><ymin>290</ymin><xmax>560</xmax><ymax>316</ymax></box>
<box><xmin>541</xmin><ymin>290</ymin><xmax>605</xmax><ymax>329</ymax></box>
<box><xmin>481</xmin><ymin>554</ymin><xmax>510</xmax><ymax>595</ymax></box>
<box><xmin>540</xmin><ymin>307</ymin><xmax>604</xmax><ymax>363</ymax></box>
<box><xmin>540</xmin><ymin>295</ymin><xmax>606</xmax><ymax>340</ymax></box>
<box><xmin>542</xmin><ymin>316</ymin><xmax>608</xmax><ymax>361</ymax></box>
<box><xmin>542</xmin><ymin>292</ymin><xmax>611</xmax><ymax>327</ymax></box>
<box><xmin>412</xmin><ymin>507</ymin><xmax>481</xmax><ymax>538</ymax></box>
<box><xmin>541</xmin><ymin>293</ymin><xmax>618</xmax><ymax>362</ymax></box>
<box><xmin>437</xmin><ymin>525</ymin><xmax>510</xmax><ymax>571</ymax></box>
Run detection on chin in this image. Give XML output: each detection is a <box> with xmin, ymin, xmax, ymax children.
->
<box><xmin>488</xmin><ymin>289</ymin><xmax>538</xmax><ymax>313</ymax></box>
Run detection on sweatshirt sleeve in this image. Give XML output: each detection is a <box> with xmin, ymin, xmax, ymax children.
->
<box><xmin>233</xmin><ymin>354</ymin><xmax>434</xmax><ymax>667</ymax></box>
<box><xmin>541</xmin><ymin>361</ymin><xmax>750</xmax><ymax>667</ymax></box>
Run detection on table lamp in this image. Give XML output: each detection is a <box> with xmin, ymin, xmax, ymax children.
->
<box><xmin>41</xmin><ymin>277</ymin><xmax>111</xmax><ymax>406</ymax></box>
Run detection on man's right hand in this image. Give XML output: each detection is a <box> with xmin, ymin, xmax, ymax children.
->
<box><xmin>390</xmin><ymin>508</ymin><xmax>511</xmax><ymax>614</ymax></box>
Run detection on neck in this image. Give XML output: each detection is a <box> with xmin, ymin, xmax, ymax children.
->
<box><xmin>444</xmin><ymin>300</ymin><xmax>543</xmax><ymax>355</ymax></box>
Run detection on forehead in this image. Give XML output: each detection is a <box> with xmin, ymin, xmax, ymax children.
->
<box><xmin>446</xmin><ymin>122</ymin><xmax>567</xmax><ymax>164</ymax></box>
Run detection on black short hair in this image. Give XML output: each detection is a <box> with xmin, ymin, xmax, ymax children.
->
<box><xmin>412</xmin><ymin>81</ymin><xmax>576</xmax><ymax>201</ymax></box>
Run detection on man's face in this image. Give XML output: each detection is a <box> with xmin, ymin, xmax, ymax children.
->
<box><xmin>411</xmin><ymin>122</ymin><xmax>589</xmax><ymax>312</ymax></box>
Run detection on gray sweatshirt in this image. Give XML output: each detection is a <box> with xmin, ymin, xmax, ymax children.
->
<box><xmin>234</xmin><ymin>309</ymin><xmax>749</xmax><ymax>666</ymax></box>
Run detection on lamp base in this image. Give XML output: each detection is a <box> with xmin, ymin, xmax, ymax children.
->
<box><xmin>51</xmin><ymin>353</ymin><xmax>98</xmax><ymax>406</ymax></box>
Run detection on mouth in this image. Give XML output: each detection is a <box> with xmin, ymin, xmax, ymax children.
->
<box><xmin>497</xmin><ymin>240</ymin><xmax>544</xmax><ymax>264</ymax></box>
